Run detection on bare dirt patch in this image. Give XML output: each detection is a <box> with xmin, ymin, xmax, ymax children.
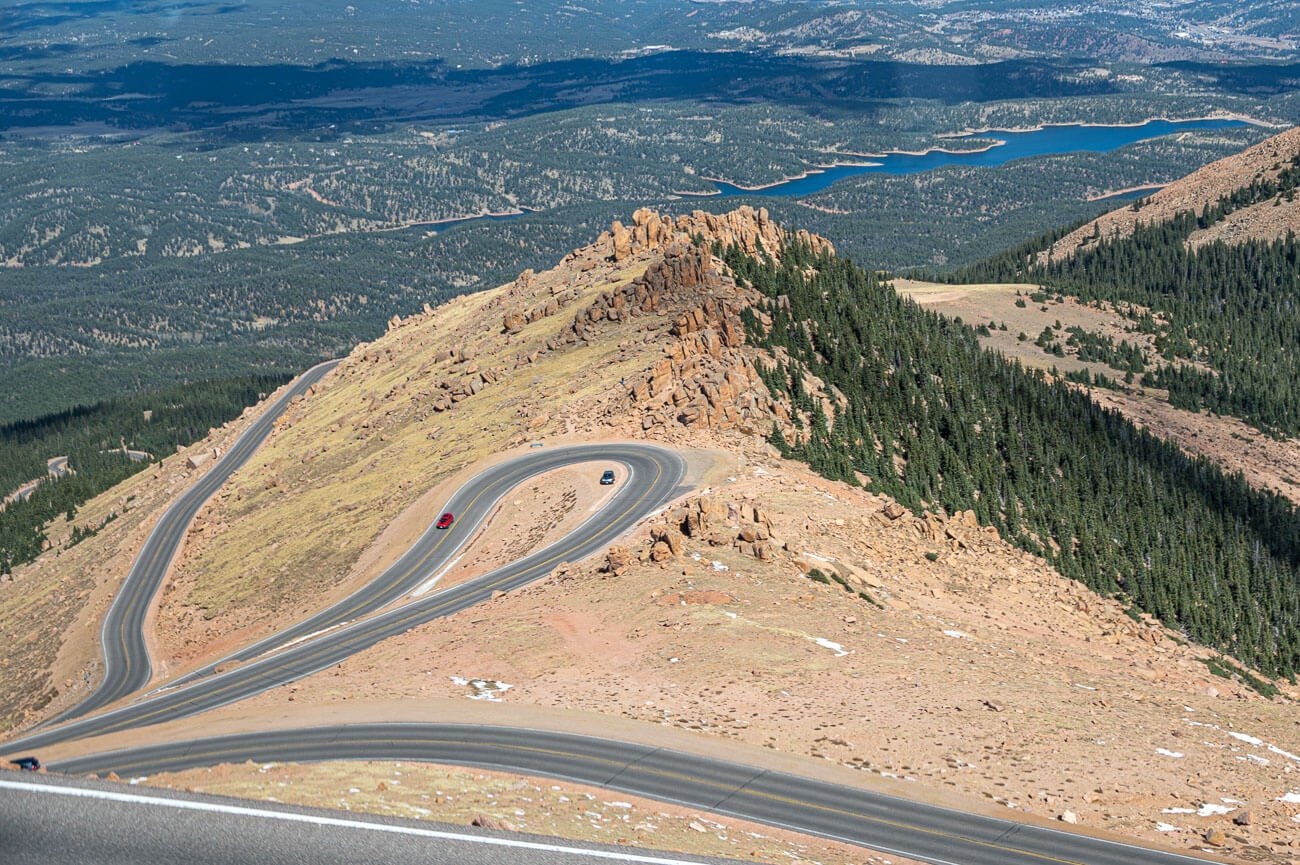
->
<box><xmin>895</xmin><ymin>278</ymin><xmax>1160</xmax><ymax>376</ymax></box>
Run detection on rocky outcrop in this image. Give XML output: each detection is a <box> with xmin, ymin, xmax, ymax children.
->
<box><xmin>593</xmin><ymin>205</ymin><xmax>834</xmax><ymax>264</ymax></box>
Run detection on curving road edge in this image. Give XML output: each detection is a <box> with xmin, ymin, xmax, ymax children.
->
<box><xmin>45</xmin><ymin>724</ymin><xmax>1219</xmax><ymax>865</ymax></box>
<box><xmin>47</xmin><ymin>359</ymin><xmax>342</xmax><ymax>725</ymax></box>
<box><xmin>6</xmin><ymin>443</ymin><xmax>687</xmax><ymax>753</ymax></box>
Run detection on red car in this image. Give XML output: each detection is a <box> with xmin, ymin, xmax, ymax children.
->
<box><xmin>436</xmin><ymin>512</ymin><xmax>455</xmax><ymax>530</ymax></box>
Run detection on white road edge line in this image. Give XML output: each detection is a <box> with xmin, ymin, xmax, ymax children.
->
<box><xmin>412</xmin><ymin>552</ymin><xmax>465</xmax><ymax>597</ymax></box>
<box><xmin>0</xmin><ymin>779</ymin><xmax>712</xmax><ymax>865</ymax></box>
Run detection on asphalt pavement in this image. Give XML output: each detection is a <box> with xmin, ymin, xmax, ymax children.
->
<box><xmin>43</xmin><ymin>724</ymin><xmax>1221</xmax><ymax>865</ymax></box>
<box><xmin>0</xmin><ymin>772</ymin><xmax>741</xmax><ymax>865</ymax></box>
<box><xmin>46</xmin><ymin>359</ymin><xmax>341</xmax><ymax>725</ymax></box>
<box><xmin>163</xmin><ymin>443</ymin><xmax>688</xmax><ymax>689</ymax></box>
<box><xmin>5</xmin><ymin>443</ymin><xmax>687</xmax><ymax>753</ymax></box>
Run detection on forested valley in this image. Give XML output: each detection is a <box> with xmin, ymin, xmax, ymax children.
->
<box><xmin>0</xmin><ymin>374</ymin><xmax>286</xmax><ymax>576</ymax></box>
<box><xmin>953</xmin><ymin>150</ymin><xmax>1300</xmax><ymax>439</ymax></box>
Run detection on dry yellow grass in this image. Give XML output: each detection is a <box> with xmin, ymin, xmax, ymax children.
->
<box><xmin>155</xmin><ymin>257</ymin><xmax>660</xmax><ymax>676</ymax></box>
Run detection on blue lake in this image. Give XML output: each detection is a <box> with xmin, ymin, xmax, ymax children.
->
<box><xmin>700</xmin><ymin>118</ymin><xmax>1251</xmax><ymax>198</ymax></box>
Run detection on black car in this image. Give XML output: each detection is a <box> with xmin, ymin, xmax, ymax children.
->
<box><xmin>10</xmin><ymin>756</ymin><xmax>40</xmax><ymax>771</ymax></box>
<box><xmin>600</xmin><ymin>469</ymin><xmax>616</xmax><ymax>485</ymax></box>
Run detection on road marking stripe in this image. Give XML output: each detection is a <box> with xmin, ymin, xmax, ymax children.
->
<box><xmin>41</xmin><ymin>449</ymin><xmax>677</xmax><ymax>737</ymax></box>
<box><xmin>72</xmin><ymin>736</ymin><xmax>1104</xmax><ymax>865</ymax></box>
<box><xmin>0</xmin><ymin>780</ymin><xmax>712</xmax><ymax>865</ymax></box>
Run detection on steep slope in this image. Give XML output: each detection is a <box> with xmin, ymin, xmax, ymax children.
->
<box><xmin>1042</xmin><ymin>124</ymin><xmax>1300</xmax><ymax>262</ymax></box>
<box><xmin>19</xmin><ymin>205</ymin><xmax>1300</xmax><ymax>864</ymax></box>
<box><xmin>146</xmin><ymin>207</ymin><xmax>823</xmax><ymax>682</ymax></box>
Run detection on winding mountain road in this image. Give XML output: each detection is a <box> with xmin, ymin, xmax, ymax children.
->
<box><xmin>163</xmin><ymin>443</ymin><xmax>686</xmax><ymax>690</ymax></box>
<box><xmin>0</xmin><ymin>361</ymin><xmax>1221</xmax><ymax>865</ymax></box>
<box><xmin>6</xmin><ymin>443</ymin><xmax>687</xmax><ymax>752</ymax></box>
<box><xmin>47</xmin><ymin>359</ymin><xmax>342</xmax><ymax>725</ymax></box>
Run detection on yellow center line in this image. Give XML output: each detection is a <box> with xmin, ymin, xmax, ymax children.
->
<box><xmin>96</xmin><ymin>735</ymin><xmax>1089</xmax><ymax>865</ymax></box>
<box><xmin>108</xmin><ymin>453</ymin><xmax>670</xmax><ymax>730</ymax></box>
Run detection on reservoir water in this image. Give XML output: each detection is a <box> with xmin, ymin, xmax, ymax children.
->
<box><xmin>701</xmin><ymin>118</ymin><xmax>1251</xmax><ymax>198</ymax></box>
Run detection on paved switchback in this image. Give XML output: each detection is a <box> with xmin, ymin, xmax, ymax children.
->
<box><xmin>47</xmin><ymin>359</ymin><xmax>341</xmax><ymax>725</ymax></box>
<box><xmin>5</xmin><ymin>443</ymin><xmax>687</xmax><ymax>752</ymax></box>
<box><xmin>162</xmin><ymin>443</ymin><xmax>688</xmax><ymax>690</ymax></box>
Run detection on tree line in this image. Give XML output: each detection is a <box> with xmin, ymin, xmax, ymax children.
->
<box><xmin>724</xmin><ymin>239</ymin><xmax>1300</xmax><ymax>680</ymax></box>
<box><xmin>0</xmin><ymin>373</ymin><xmax>286</xmax><ymax>576</ymax></box>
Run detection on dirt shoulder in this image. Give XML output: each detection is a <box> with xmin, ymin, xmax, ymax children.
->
<box><xmin>136</xmin><ymin>760</ymin><xmax>923</xmax><ymax>865</ymax></box>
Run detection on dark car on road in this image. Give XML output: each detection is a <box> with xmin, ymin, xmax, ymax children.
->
<box><xmin>436</xmin><ymin>512</ymin><xmax>454</xmax><ymax>529</ymax></box>
<box><xmin>10</xmin><ymin>756</ymin><xmax>39</xmax><ymax>771</ymax></box>
<box><xmin>600</xmin><ymin>469</ymin><xmax>616</xmax><ymax>485</ymax></box>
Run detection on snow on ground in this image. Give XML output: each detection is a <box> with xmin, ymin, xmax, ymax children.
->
<box><xmin>449</xmin><ymin>676</ymin><xmax>513</xmax><ymax>701</ymax></box>
<box><xmin>813</xmin><ymin>637</ymin><xmax>849</xmax><ymax>656</ymax></box>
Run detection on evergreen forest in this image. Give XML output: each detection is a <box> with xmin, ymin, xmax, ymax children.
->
<box><xmin>0</xmin><ymin>374</ymin><xmax>286</xmax><ymax>576</ymax></box>
<box><xmin>725</xmin><ymin>241</ymin><xmax>1300</xmax><ymax>680</ymax></box>
<box><xmin>953</xmin><ymin>151</ymin><xmax>1300</xmax><ymax>437</ymax></box>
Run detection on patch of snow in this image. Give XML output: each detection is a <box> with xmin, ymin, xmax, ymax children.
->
<box><xmin>128</xmin><ymin>777</ymin><xmax>148</xmax><ymax>785</ymax></box>
<box><xmin>1245</xmin><ymin>754</ymin><xmax>1270</xmax><ymax>765</ymax></box>
<box><xmin>801</xmin><ymin>551</ymin><xmax>835</xmax><ymax>563</ymax></box>
<box><xmin>1229</xmin><ymin>731</ymin><xmax>1264</xmax><ymax>746</ymax></box>
<box><xmin>1197</xmin><ymin>803</ymin><xmax>1232</xmax><ymax>817</ymax></box>
<box><xmin>1074</xmin><ymin>684</ymin><xmax>1098</xmax><ymax>691</ymax></box>
<box><xmin>813</xmin><ymin>637</ymin><xmax>849</xmax><ymax>656</ymax></box>
<box><xmin>1155</xmin><ymin>749</ymin><xmax>1184</xmax><ymax>759</ymax></box>
<box><xmin>724</xmin><ymin>611</ymin><xmax>737</xmax><ymax>619</ymax></box>
<box><xmin>895</xmin><ymin>637</ymin><xmax>909</xmax><ymax>644</ymax></box>
<box><xmin>449</xmin><ymin>676</ymin><xmax>513</xmax><ymax>701</ymax></box>
<box><xmin>711</xmin><ymin>561</ymin><xmax>729</xmax><ymax>572</ymax></box>
<box><xmin>1278</xmin><ymin>792</ymin><xmax>1300</xmax><ymax>804</ymax></box>
<box><xmin>943</xmin><ymin>630</ymin><xmax>969</xmax><ymax>639</ymax></box>
<box><xmin>1155</xmin><ymin>822</ymin><xmax>1180</xmax><ymax>833</ymax></box>
<box><xmin>412</xmin><ymin>552</ymin><xmax>466</xmax><ymax>597</ymax></box>
<box><xmin>1268</xmin><ymin>743</ymin><xmax>1300</xmax><ymax>765</ymax></box>
<box><xmin>607</xmin><ymin>802</ymin><xmax>632</xmax><ymax>809</ymax></box>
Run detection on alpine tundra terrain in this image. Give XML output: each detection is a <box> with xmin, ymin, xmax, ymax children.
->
<box><xmin>7</xmin><ymin>176</ymin><xmax>1300</xmax><ymax>863</ymax></box>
